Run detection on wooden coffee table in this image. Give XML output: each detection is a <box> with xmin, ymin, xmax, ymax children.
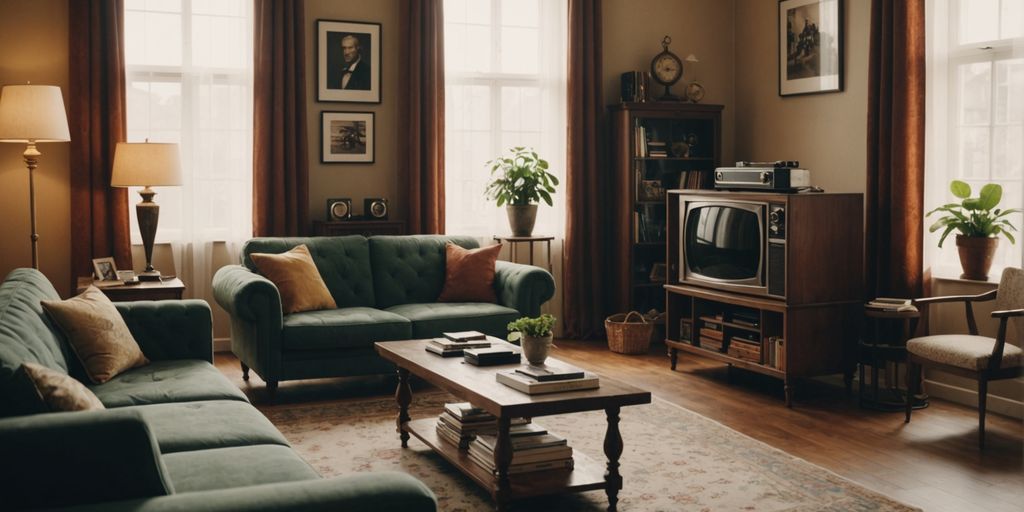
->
<box><xmin>375</xmin><ymin>339</ymin><xmax>651</xmax><ymax>511</ymax></box>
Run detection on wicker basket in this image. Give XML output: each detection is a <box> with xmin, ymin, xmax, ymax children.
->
<box><xmin>605</xmin><ymin>311</ymin><xmax>654</xmax><ymax>354</ymax></box>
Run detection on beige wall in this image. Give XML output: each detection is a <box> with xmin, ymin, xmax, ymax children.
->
<box><xmin>734</xmin><ymin>0</ymin><xmax>869</xmax><ymax>194</ymax></box>
<box><xmin>603</xmin><ymin>0</ymin><xmax>737</xmax><ymax>165</ymax></box>
<box><xmin>304</xmin><ymin>0</ymin><xmax>402</xmax><ymax>223</ymax></box>
<box><xmin>0</xmin><ymin>0</ymin><xmax>71</xmax><ymax>297</ymax></box>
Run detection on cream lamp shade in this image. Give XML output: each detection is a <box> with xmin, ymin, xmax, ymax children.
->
<box><xmin>111</xmin><ymin>142</ymin><xmax>183</xmax><ymax>187</ymax></box>
<box><xmin>0</xmin><ymin>85</ymin><xmax>71</xmax><ymax>143</ymax></box>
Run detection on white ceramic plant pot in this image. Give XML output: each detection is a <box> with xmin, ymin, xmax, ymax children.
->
<box><xmin>521</xmin><ymin>334</ymin><xmax>553</xmax><ymax>365</ymax></box>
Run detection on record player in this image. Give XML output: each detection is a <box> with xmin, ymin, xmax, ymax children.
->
<box><xmin>714</xmin><ymin>161</ymin><xmax>810</xmax><ymax>191</ymax></box>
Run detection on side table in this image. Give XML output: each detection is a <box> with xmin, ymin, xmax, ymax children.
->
<box><xmin>77</xmin><ymin>277</ymin><xmax>185</xmax><ymax>301</ymax></box>
<box><xmin>492</xmin><ymin>235</ymin><xmax>554</xmax><ymax>272</ymax></box>
<box><xmin>859</xmin><ymin>307</ymin><xmax>929</xmax><ymax>411</ymax></box>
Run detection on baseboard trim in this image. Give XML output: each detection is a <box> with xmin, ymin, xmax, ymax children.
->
<box><xmin>214</xmin><ymin>337</ymin><xmax>231</xmax><ymax>353</ymax></box>
<box><xmin>924</xmin><ymin>378</ymin><xmax>1023</xmax><ymax>419</ymax></box>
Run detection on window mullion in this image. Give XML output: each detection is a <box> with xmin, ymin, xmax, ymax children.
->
<box><xmin>490</xmin><ymin>0</ymin><xmax>502</xmax><ymax>158</ymax></box>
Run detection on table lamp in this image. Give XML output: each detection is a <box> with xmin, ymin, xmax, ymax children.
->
<box><xmin>0</xmin><ymin>85</ymin><xmax>71</xmax><ymax>269</ymax></box>
<box><xmin>111</xmin><ymin>141</ymin><xmax>182</xmax><ymax>281</ymax></box>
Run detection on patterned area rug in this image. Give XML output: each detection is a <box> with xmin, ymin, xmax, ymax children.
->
<box><xmin>261</xmin><ymin>392</ymin><xmax>920</xmax><ymax>511</ymax></box>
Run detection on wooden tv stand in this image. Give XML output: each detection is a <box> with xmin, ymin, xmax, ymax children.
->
<box><xmin>665</xmin><ymin>190</ymin><xmax>864</xmax><ymax>406</ymax></box>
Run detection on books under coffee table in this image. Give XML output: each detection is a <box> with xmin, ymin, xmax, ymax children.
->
<box><xmin>374</xmin><ymin>338</ymin><xmax>652</xmax><ymax>512</ymax></box>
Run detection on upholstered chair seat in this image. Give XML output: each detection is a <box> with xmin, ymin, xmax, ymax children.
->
<box><xmin>906</xmin><ymin>335</ymin><xmax>1022</xmax><ymax>371</ymax></box>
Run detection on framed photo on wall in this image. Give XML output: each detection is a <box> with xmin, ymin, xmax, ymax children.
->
<box><xmin>317</xmin><ymin>19</ymin><xmax>381</xmax><ymax>103</ymax></box>
<box><xmin>321</xmin><ymin>111</ymin><xmax>375</xmax><ymax>163</ymax></box>
<box><xmin>778</xmin><ymin>0</ymin><xmax>843</xmax><ymax>96</ymax></box>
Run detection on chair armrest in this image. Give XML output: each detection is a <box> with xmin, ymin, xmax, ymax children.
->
<box><xmin>0</xmin><ymin>409</ymin><xmax>172</xmax><ymax>510</ymax></box>
<box><xmin>494</xmin><ymin>260</ymin><xmax>555</xmax><ymax>317</ymax></box>
<box><xmin>213</xmin><ymin>265</ymin><xmax>283</xmax><ymax>325</ymax></box>
<box><xmin>116</xmin><ymin>300</ymin><xmax>214</xmax><ymax>363</ymax></box>
<box><xmin>991</xmin><ymin>308</ymin><xmax>1024</xmax><ymax>318</ymax></box>
<box><xmin>54</xmin><ymin>472</ymin><xmax>437</xmax><ymax>512</ymax></box>
<box><xmin>912</xmin><ymin>289</ymin><xmax>998</xmax><ymax>306</ymax></box>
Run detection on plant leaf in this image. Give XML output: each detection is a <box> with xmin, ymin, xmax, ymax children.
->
<box><xmin>978</xmin><ymin>183</ymin><xmax>1002</xmax><ymax>210</ymax></box>
<box><xmin>950</xmin><ymin>180</ymin><xmax>971</xmax><ymax>199</ymax></box>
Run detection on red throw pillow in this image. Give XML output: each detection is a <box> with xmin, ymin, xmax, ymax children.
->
<box><xmin>437</xmin><ymin>242</ymin><xmax>502</xmax><ymax>303</ymax></box>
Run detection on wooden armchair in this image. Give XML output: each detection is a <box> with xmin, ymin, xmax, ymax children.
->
<box><xmin>904</xmin><ymin>267</ymin><xmax>1023</xmax><ymax>448</ymax></box>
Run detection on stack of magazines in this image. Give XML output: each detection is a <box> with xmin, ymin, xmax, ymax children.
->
<box><xmin>468</xmin><ymin>430</ymin><xmax>573</xmax><ymax>475</ymax></box>
<box><xmin>496</xmin><ymin>362</ymin><xmax>599</xmax><ymax>395</ymax></box>
<box><xmin>425</xmin><ymin>336</ymin><xmax>492</xmax><ymax>357</ymax></box>
<box><xmin>436</xmin><ymin>402</ymin><xmax>497</xmax><ymax>448</ymax></box>
<box><xmin>865</xmin><ymin>297</ymin><xmax>916</xmax><ymax>312</ymax></box>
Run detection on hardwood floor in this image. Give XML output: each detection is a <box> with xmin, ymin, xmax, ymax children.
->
<box><xmin>215</xmin><ymin>340</ymin><xmax>1023</xmax><ymax>512</ymax></box>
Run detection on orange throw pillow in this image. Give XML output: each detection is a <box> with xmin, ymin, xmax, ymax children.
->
<box><xmin>438</xmin><ymin>242</ymin><xmax>502</xmax><ymax>303</ymax></box>
<box><xmin>250</xmin><ymin>244</ymin><xmax>337</xmax><ymax>314</ymax></box>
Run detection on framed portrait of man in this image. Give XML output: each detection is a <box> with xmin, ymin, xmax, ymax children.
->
<box><xmin>321</xmin><ymin>111</ymin><xmax>375</xmax><ymax>163</ymax></box>
<box><xmin>318</xmin><ymin>19</ymin><xmax>381</xmax><ymax>103</ymax></box>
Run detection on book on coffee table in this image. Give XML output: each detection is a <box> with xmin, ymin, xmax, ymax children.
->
<box><xmin>443</xmin><ymin>330</ymin><xmax>487</xmax><ymax>342</ymax></box>
<box><xmin>464</xmin><ymin>347</ymin><xmax>521</xmax><ymax>366</ymax></box>
<box><xmin>514</xmin><ymin>362</ymin><xmax>586</xmax><ymax>382</ymax></box>
<box><xmin>496</xmin><ymin>370</ymin><xmax>600</xmax><ymax>394</ymax></box>
<box><xmin>425</xmin><ymin>337</ymin><xmax>492</xmax><ymax>357</ymax></box>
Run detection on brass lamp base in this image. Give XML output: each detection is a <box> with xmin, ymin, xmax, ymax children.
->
<box><xmin>136</xmin><ymin>186</ymin><xmax>162</xmax><ymax>281</ymax></box>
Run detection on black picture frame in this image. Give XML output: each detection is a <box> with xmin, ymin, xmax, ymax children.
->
<box><xmin>321</xmin><ymin>111</ymin><xmax>375</xmax><ymax>164</ymax></box>
<box><xmin>317</xmin><ymin>19</ymin><xmax>381</xmax><ymax>103</ymax></box>
<box><xmin>778</xmin><ymin>0</ymin><xmax>843</xmax><ymax>96</ymax></box>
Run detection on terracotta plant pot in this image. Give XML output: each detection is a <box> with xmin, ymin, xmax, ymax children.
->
<box><xmin>956</xmin><ymin>235</ymin><xmax>999</xmax><ymax>280</ymax></box>
<box><xmin>506</xmin><ymin>205</ymin><xmax>538</xmax><ymax>237</ymax></box>
<box><xmin>520</xmin><ymin>334</ymin><xmax>553</xmax><ymax>366</ymax></box>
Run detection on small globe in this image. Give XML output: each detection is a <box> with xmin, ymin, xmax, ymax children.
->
<box><xmin>685</xmin><ymin>82</ymin><xmax>706</xmax><ymax>103</ymax></box>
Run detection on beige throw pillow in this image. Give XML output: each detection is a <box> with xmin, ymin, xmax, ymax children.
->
<box><xmin>250</xmin><ymin>244</ymin><xmax>338</xmax><ymax>314</ymax></box>
<box><xmin>41</xmin><ymin>286</ymin><xmax>149</xmax><ymax>384</ymax></box>
<box><xmin>17</xmin><ymin>362</ymin><xmax>105</xmax><ymax>412</ymax></box>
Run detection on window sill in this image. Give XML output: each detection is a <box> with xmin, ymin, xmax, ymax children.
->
<box><xmin>929</xmin><ymin>265</ymin><xmax>1001</xmax><ymax>287</ymax></box>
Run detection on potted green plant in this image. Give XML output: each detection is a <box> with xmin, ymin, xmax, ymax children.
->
<box><xmin>927</xmin><ymin>180</ymin><xmax>1019</xmax><ymax>280</ymax></box>
<box><xmin>484</xmin><ymin>147</ymin><xmax>559</xmax><ymax>236</ymax></box>
<box><xmin>507</xmin><ymin>314</ymin><xmax>556</xmax><ymax>365</ymax></box>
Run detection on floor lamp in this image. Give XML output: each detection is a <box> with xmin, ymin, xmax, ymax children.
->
<box><xmin>111</xmin><ymin>141</ymin><xmax>182</xmax><ymax>281</ymax></box>
<box><xmin>0</xmin><ymin>85</ymin><xmax>71</xmax><ymax>269</ymax></box>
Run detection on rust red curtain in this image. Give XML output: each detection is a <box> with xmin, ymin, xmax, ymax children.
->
<box><xmin>399</xmin><ymin>0</ymin><xmax>445</xmax><ymax>234</ymax></box>
<box><xmin>562</xmin><ymin>0</ymin><xmax>609</xmax><ymax>339</ymax></box>
<box><xmin>866</xmin><ymin>0</ymin><xmax>927</xmax><ymax>299</ymax></box>
<box><xmin>253</xmin><ymin>0</ymin><xmax>309</xmax><ymax>237</ymax></box>
<box><xmin>69</xmin><ymin>0</ymin><xmax>132</xmax><ymax>285</ymax></box>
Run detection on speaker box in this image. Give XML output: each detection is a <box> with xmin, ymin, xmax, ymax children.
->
<box><xmin>326</xmin><ymin>198</ymin><xmax>352</xmax><ymax>221</ymax></box>
<box><xmin>364</xmin><ymin>198</ymin><xmax>388</xmax><ymax>220</ymax></box>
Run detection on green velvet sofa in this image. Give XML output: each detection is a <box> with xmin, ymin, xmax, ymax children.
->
<box><xmin>212</xmin><ymin>235</ymin><xmax>555</xmax><ymax>390</ymax></box>
<box><xmin>0</xmin><ymin>268</ymin><xmax>437</xmax><ymax>512</ymax></box>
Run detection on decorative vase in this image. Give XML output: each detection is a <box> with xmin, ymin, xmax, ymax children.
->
<box><xmin>956</xmin><ymin>235</ymin><xmax>999</xmax><ymax>280</ymax></box>
<box><xmin>506</xmin><ymin>205</ymin><xmax>538</xmax><ymax>237</ymax></box>
<box><xmin>520</xmin><ymin>334</ymin><xmax>553</xmax><ymax>365</ymax></box>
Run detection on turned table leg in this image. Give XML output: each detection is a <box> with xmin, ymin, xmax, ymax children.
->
<box><xmin>604</xmin><ymin>406</ymin><xmax>623</xmax><ymax>511</ymax></box>
<box><xmin>494</xmin><ymin>416</ymin><xmax>513</xmax><ymax>510</ymax></box>
<box><xmin>395</xmin><ymin>367</ymin><xmax>412</xmax><ymax>448</ymax></box>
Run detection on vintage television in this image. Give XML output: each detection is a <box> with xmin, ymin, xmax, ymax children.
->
<box><xmin>671</xmin><ymin>190</ymin><xmax>863</xmax><ymax>304</ymax></box>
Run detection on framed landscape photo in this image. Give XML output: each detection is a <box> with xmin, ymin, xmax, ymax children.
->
<box><xmin>317</xmin><ymin>19</ymin><xmax>381</xmax><ymax>103</ymax></box>
<box><xmin>322</xmin><ymin>111</ymin><xmax>374</xmax><ymax>163</ymax></box>
<box><xmin>778</xmin><ymin>0</ymin><xmax>843</xmax><ymax>96</ymax></box>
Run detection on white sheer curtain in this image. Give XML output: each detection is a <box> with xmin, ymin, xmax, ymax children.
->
<box><xmin>925</xmin><ymin>0</ymin><xmax>1024</xmax><ymax>278</ymax></box>
<box><xmin>124</xmin><ymin>0</ymin><xmax>253</xmax><ymax>307</ymax></box>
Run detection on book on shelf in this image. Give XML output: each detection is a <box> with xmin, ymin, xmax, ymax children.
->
<box><xmin>496</xmin><ymin>370</ymin><xmax>600</xmax><ymax>395</ymax></box>
<box><xmin>514</xmin><ymin>362</ymin><xmax>586</xmax><ymax>382</ymax></box>
<box><xmin>468</xmin><ymin>431</ymin><xmax>574</xmax><ymax>474</ymax></box>
<box><xmin>444</xmin><ymin>402</ymin><xmax>494</xmax><ymax>422</ymax></box>
<box><xmin>467</xmin><ymin>448</ymin><xmax>575</xmax><ymax>475</ymax></box>
<box><xmin>699</xmin><ymin>326</ymin><xmax>724</xmax><ymax>341</ymax></box>
<box><xmin>435</xmin><ymin>404</ymin><xmax>536</xmax><ymax>450</ymax></box>
<box><xmin>700</xmin><ymin>336</ymin><xmax>724</xmax><ymax>352</ymax></box>
<box><xmin>763</xmin><ymin>336</ymin><xmax>785</xmax><ymax>370</ymax></box>
<box><xmin>727</xmin><ymin>338</ymin><xmax>762</xmax><ymax>363</ymax></box>
<box><xmin>443</xmin><ymin>331</ymin><xmax>487</xmax><ymax>342</ymax></box>
<box><xmin>464</xmin><ymin>347</ymin><xmax>521</xmax><ymax>366</ymax></box>
<box><xmin>474</xmin><ymin>432</ymin><xmax>569</xmax><ymax>452</ymax></box>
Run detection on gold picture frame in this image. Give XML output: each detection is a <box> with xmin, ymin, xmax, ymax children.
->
<box><xmin>91</xmin><ymin>257</ymin><xmax>118</xmax><ymax>281</ymax></box>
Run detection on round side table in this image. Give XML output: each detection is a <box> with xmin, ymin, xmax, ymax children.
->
<box><xmin>859</xmin><ymin>307</ymin><xmax>930</xmax><ymax>411</ymax></box>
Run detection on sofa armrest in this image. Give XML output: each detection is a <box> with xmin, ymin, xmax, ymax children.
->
<box><xmin>55</xmin><ymin>472</ymin><xmax>437</xmax><ymax>512</ymax></box>
<box><xmin>0</xmin><ymin>409</ymin><xmax>172</xmax><ymax>511</ymax></box>
<box><xmin>494</xmin><ymin>260</ymin><xmax>555</xmax><ymax>318</ymax></box>
<box><xmin>213</xmin><ymin>265</ymin><xmax>283</xmax><ymax>325</ymax></box>
<box><xmin>116</xmin><ymin>300</ymin><xmax>214</xmax><ymax>363</ymax></box>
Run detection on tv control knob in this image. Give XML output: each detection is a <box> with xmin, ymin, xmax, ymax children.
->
<box><xmin>760</xmin><ymin>171</ymin><xmax>771</xmax><ymax>184</ymax></box>
<box><xmin>769</xmin><ymin>209</ymin><xmax>784</xmax><ymax>224</ymax></box>
<box><xmin>715</xmin><ymin>171</ymin><xmax>724</xmax><ymax>182</ymax></box>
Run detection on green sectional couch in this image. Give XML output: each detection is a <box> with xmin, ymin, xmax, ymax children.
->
<box><xmin>0</xmin><ymin>268</ymin><xmax>436</xmax><ymax>512</ymax></box>
<box><xmin>213</xmin><ymin>235</ymin><xmax>555</xmax><ymax>390</ymax></box>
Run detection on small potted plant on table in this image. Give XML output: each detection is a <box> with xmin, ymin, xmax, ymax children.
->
<box><xmin>507</xmin><ymin>314</ymin><xmax>556</xmax><ymax>366</ymax></box>
<box><xmin>484</xmin><ymin>147</ymin><xmax>559</xmax><ymax>237</ymax></box>
<box><xmin>927</xmin><ymin>180</ymin><xmax>1019</xmax><ymax>280</ymax></box>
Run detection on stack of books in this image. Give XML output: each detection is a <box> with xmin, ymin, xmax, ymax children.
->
<box><xmin>646</xmin><ymin>140</ymin><xmax>668</xmax><ymax>158</ymax></box>
<box><xmin>468</xmin><ymin>431</ymin><xmax>574</xmax><ymax>475</ymax></box>
<box><xmin>865</xmin><ymin>298</ymin><xmax>916</xmax><ymax>312</ymax></box>
<box><xmin>425</xmin><ymin>336</ymin><xmax>492</xmax><ymax>357</ymax></box>
<box><xmin>435</xmin><ymin>402</ymin><xmax>497</xmax><ymax>448</ymax></box>
<box><xmin>495</xmin><ymin>362</ymin><xmax>599</xmax><ymax>395</ymax></box>
<box><xmin>764</xmin><ymin>336</ymin><xmax>784</xmax><ymax>369</ymax></box>
<box><xmin>727</xmin><ymin>333</ymin><xmax>762</xmax><ymax>363</ymax></box>
<box><xmin>464</xmin><ymin>346</ymin><xmax>521</xmax><ymax>366</ymax></box>
<box><xmin>699</xmin><ymin>321</ymin><xmax>724</xmax><ymax>352</ymax></box>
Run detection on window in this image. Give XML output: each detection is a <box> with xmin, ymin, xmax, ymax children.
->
<box><xmin>926</xmin><ymin>0</ymin><xmax>1024</xmax><ymax>276</ymax></box>
<box><xmin>443</xmin><ymin>0</ymin><xmax>567</xmax><ymax>236</ymax></box>
<box><xmin>124</xmin><ymin>0</ymin><xmax>253</xmax><ymax>296</ymax></box>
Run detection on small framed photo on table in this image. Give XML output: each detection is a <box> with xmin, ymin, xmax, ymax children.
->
<box><xmin>321</xmin><ymin>112</ymin><xmax>375</xmax><ymax>163</ymax></box>
<box><xmin>778</xmin><ymin>0</ymin><xmax>843</xmax><ymax>96</ymax></box>
<box><xmin>91</xmin><ymin>257</ymin><xmax>118</xmax><ymax>282</ymax></box>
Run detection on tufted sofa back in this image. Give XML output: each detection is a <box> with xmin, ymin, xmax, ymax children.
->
<box><xmin>369</xmin><ymin>235</ymin><xmax>479</xmax><ymax>308</ymax></box>
<box><xmin>242</xmin><ymin>236</ymin><xmax>376</xmax><ymax>308</ymax></box>
<box><xmin>0</xmin><ymin>269</ymin><xmax>76</xmax><ymax>416</ymax></box>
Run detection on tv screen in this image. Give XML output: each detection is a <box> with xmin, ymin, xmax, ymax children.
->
<box><xmin>685</xmin><ymin>205</ymin><xmax>761</xmax><ymax>280</ymax></box>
